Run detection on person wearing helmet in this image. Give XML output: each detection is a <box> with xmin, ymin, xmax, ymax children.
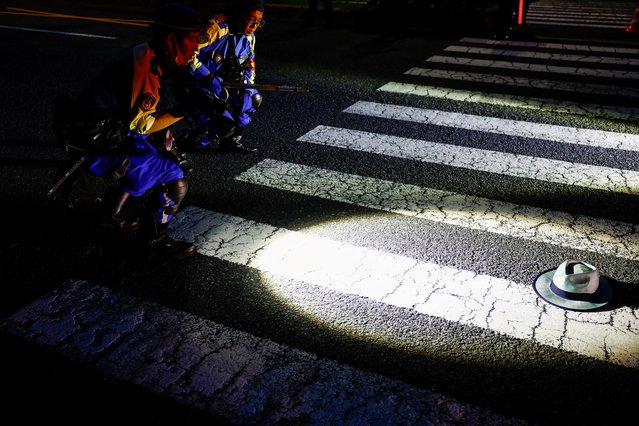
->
<box><xmin>183</xmin><ymin>0</ymin><xmax>265</xmax><ymax>154</ymax></box>
<box><xmin>54</xmin><ymin>2</ymin><xmax>203</xmax><ymax>259</ymax></box>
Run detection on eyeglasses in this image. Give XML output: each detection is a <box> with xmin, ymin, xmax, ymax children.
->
<box><xmin>246</xmin><ymin>17</ymin><xmax>265</xmax><ymax>28</ymax></box>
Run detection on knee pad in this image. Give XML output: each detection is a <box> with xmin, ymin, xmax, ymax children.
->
<box><xmin>164</xmin><ymin>178</ymin><xmax>188</xmax><ymax>216</ymax></box>
<box><xmin>251</xmin><ymin>93</ymin><xmax>263</xmax><ymax>110</ymax></box>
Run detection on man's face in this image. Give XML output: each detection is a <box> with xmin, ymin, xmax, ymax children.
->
<box><xmin>240</xmin><ymin>10</ymin><xmax>264</xmax><ymax>36</ymax></box>
<box><xmin>171</xmin><ymin>31</ymin><xmax>201</xmax><ymax>66</ymax></box>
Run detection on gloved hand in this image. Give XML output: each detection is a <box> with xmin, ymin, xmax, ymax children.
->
<box><xmin>189</xmin><ymin>57</ymin><xmax>229</xmax><ymax>100</ymax></box>
<box><xmin>171</xmin><ymin>78</ymin><xmax>229</xmax><ymax>119</ymax></box>
<box><xmin>160</xmin><ymin>129</ymin><xmax>194</xmax><ymax>175</ymax></box>
<box><xmin>193</xmin><ymin>84</ymin><xmax>229</xmax><ymax>117</ymax></box>
<box><xmin>179</xmin><ymin>59</ymin><xmax>229</xmax><ymax>117</ymax></box>
<box><xmin>174</xmin><ymin>150</ymin><xmax>193</xmax><ymax>176</ymax></box>
<box><xmin>201</xmin><ymin>73</ymin><xmax>229</xmax><ymax>101</ymax></box>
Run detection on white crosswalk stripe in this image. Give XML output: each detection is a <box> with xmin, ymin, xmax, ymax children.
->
<box><xmin>297</xmin><ymin>125</ymin><xmax>639</xmax><ymax>195</ymax></box>
<box><xmin>233</xmin><ymin>159</ymin><xmax>639</xmax><ymax>260</ymax></box>
<box><xmin>443</xmin><ymin>45</ymin><xmax>639</xmax><ymax>66</ymax></box>
<box><xmin>378</xmin><ymin>81</ymin><xmax>639</xmax><ymax>120</ymax></box>
<box><xmin>1</xmin><ymin>280</ymin><xmax>528</xmax><ymax>425</ymax></box>
<box><xmin>404</xmin><ymin>67</ymin><xmax>639</xmax><ymax>97</ymax></box>
<box><xmin>459</xmin><ymin>37</ymin><xmax>639</xmax><ymax>54</ymax></box>
<box><xmin>343</xmin><ymin>101</ymin><xmax>639</xmax><ymax>150</ymax></box>
<box><xmin>425</xmin><ymin>55</ymin><xmax>639</xmax><ymax>79</ymax></box>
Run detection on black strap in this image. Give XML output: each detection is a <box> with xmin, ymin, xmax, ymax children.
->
<box><xmin>222</xmin><ymin>33</ymin><xmax>242</xmax><ymax>82</ymax></box>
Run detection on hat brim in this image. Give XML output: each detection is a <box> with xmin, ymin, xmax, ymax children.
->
<box><xmin>532</xmin><ymin>268</ymin><xmax>613</xmax><ymax>311</ymax></box>
<box><xmin>148</xmin><ymin>22</ymin><xmax>201</xmax><ymax>32</ymax></box>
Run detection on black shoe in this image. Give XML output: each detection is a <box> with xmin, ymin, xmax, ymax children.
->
<box><xmin>149</xmin><ymin>235</ymin><xmax>197</xmax><ymax>260</ymax></box>
<box><xmin>219</xmin><ymin>141</ymin><xmax>257</xmax><ymax>154</ymax></box>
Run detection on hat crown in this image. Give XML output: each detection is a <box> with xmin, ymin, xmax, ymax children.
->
<box><xmin>153</xmin><ymin>2</ymin><xmax>200</xmax><ymax>32</ymax></box>
<box><xmin>553</xmin><ymin>260</ymin><xmax>599</xmax><ymax>294</ymax></box>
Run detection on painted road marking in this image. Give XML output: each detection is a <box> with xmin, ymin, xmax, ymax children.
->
<box><xmin>459</xmin><ymin>38</ymin><xmax>639</xmax><ymax>55</ymax></box>
<box><xmin>343</xmin><ymin>101</ymin><xmax>639</xmax><ymax>151</ymax></box>
<box><xmin>377</xmin><ymin>81</ymin><xmax>639</xmax><ymax>121</ymax></box>
<box><xmin>425</xmin><ymin>56</ymin><xmax>639</xmax><ymax>80</ymax></box>
<box><xmin>0</xmin><ymin>24</ymin><xmax>117</xmax><ymax>39</ymax></box>
<box><xmin>169</xmin><ymin>205</ymin><xmax>639</xmax><ymax>368</ymax></box>
<box><xmin>529</xmin><ymin>11</ymin><xmax>630</xmax><ymax>20</ymax></box>
<box><xmin>2</xmin><ymin>280</ymin><xmax>523</xmax><ymax>424</ymax></box>
<box><xmin>234</xmin><ymin>159</ymin><xmax>639</xmax><ymax>261</ymax></box>
<box><xmin>1</xmin><ymin>7</ymin><xmax>150</xmax><ymax>26</ymax></box>
<box><xmin>443</xmin><ymin>45</ymin><xmax>639</xmax><ymax>66</ymax></box>
<box><xmin>525</xmin><ymin>20</ymin><xmax>625</xmax><ymax>29</ymax></box>
<box><xmin>298</xmin><ymin>125</ymin><xmax>639</xmax><ymax>195</ymax></box>
<box><xmin>404</xmin><ymin>67</ymin><xmax>639</xmax><ymax>97</ymax></box>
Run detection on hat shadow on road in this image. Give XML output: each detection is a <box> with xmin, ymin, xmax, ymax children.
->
<box><xmin>606</xmin><ymin>275</ymin><xmax>639</xmax><ymax>311</ymax></box>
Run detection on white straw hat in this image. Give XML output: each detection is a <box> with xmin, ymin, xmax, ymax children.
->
<box><xmin>532</xmin><ymin>260</ymin><xmax>613</xmax><ymax>311</ymax></box>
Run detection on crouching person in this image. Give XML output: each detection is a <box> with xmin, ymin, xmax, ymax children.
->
<box><xmin>182</xmin><ymin>0</ymin><xmax>266</xmax><ymax>154</ymax></box>
<box><xmin>53</xmin><ymin>2</ymin><xmax>203</xmax><ymax>260</ymax></box>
